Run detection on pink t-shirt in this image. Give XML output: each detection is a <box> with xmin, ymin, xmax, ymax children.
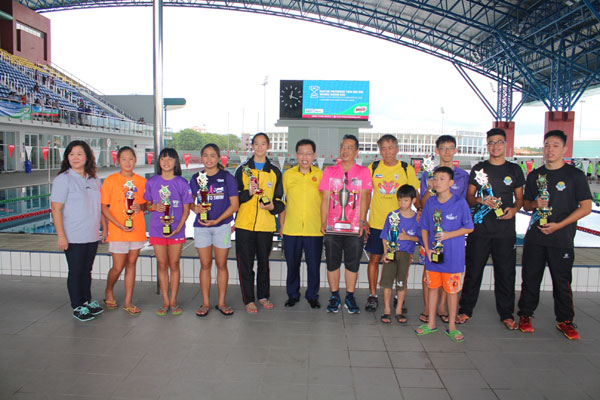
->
<box><xmin>319</xmin><ymin>163</ymin><xmax>372</xmax><ymax>234</ymax></box>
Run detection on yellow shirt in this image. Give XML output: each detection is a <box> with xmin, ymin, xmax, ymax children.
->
<box><xmin>368</xmin><ymin>161</ymin><xmax>419</xmax><ymax>229</ymax></box>
<box><xmin>282</xmin><ymin>165</ymin><xmax>323</xmax><ymax>236</ymax></box>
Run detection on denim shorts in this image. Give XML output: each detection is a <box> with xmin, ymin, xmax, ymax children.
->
<box><xmin>194</xmin><ymin>224</ymin><xmax>232</xmax><ymax>249</ymax></box>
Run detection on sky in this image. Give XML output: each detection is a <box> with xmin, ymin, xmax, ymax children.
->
<box><xmin>45</xmin><ymin>6</ymin><xmax>600</xmax><ymax>147</ymax></box>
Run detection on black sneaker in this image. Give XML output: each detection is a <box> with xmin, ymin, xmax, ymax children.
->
<box><xmin>73</xmin><ymin>306</ymin><xmax>95</xmax><ymax>322</ymax></box>
<box><xmin>365</xmin><ymin>295</ymin><xmax>378</xmax><ymax>311</ymax></box>
<box><xmin>284</xmin><ymin>298</ymin><xmax>299</xmax><ymax>307</ymax></box>
<box><xmin>345</xmin><ymin>296</ymin><xmax>361</xmax><ymax>314</ymax></box>
<box><xmin>84</xmin><ymin>301</ymin><xmax>104</xmax><ymax>315</ymax></box>
<box><xmin>309</xmin><ymin>299</ymin><xmax>321</xmax><ymax>309</ymax></box>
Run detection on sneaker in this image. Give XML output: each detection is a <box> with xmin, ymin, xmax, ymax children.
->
<box><xmin>84</xmin><ymin>301</ymin><xmax>104</xmax><ymax>315</ymax></box>
<box><xmin>365</xmin><ymin>295</ymin><xmax>378</xmax><ymax>311</ymax></box>
<box><xmin>557</xmin><ymin>321</ymin><xmax>580</xmax><ymax>340</ymax></box>
<box><xmin>73</xmin><ymin>306</ymin><xmax>95</xmax><ymax>322</ymax></box>
<box><xmin>327</xmin><ymin>295</ymin><xmax>341</xmax><ymax>313</ymax></box>
<box><xmin>519</xmin><ymin>315</ymin><xmax>534</xmax><ymax>333</ymax></box>
<box><xmin>345</xmin><ymin>296</ymin><xmax>361</xmax><ymax>314</ymax></box>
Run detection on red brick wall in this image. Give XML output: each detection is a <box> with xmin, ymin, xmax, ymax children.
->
<box><xmin>0</xmin><ymin>1</ymin><xmax>51</xmax><ymax>65</ymax></box>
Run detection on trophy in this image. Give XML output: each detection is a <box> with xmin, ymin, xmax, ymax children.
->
<box><xmin>386</xmin><ymin>212</ymin><xmax>400</xmax><ymax>261</ymax></box>
<box><xmin>123</xmin><ymin>180</ymin><xmax>137</xmax><ymax>228</ymax></box>
<box><xmin>474</xmin><ymin>169</ymin><xmax>503</xmax><ymax>218</ymax></box>
<box><xmin>536</xmin><ymin>174</ymin><xmax>552</xmax><ymax>225</ymax></box>
<box><xmin>423</xmin><ymin>157</ymin><xmax>436</xmax><ymax>196</ymax></box>
<box><xmin>333</xmin><ymin>180</ymin><xmax>353</xmax><ymax>230</ymax></box>
<box><xmin>196</xmin><ymin>171</ymin><xmax>211</xmax><ymax>222</ymax></box>
<box><xmin>243</xmin><ymin>165</ymin><xmax>270</xmax><ymax>205</ymax></box>
<box><xmin>158</xmin><ymin>185</ymin><xmax>173</xmax><ymax>235</ymax></box>
<box><xmin>431</xmin><ymin>209</ymin><xmax>444</xmax><ymax>264</ymax></box>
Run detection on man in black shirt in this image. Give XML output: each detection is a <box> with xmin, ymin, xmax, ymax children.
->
<box><xmin>518</xmin><ymin>130</ymin><xmax>592</xmax><ymax>340</ymax></box>
<box><xmin>458</xmin><ymin>128</ymin><xmax>525</xmax><ymax>329</ymax></box>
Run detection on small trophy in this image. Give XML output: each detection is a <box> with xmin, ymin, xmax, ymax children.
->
<box><xmin>386</xmin><ymin>212</ymin><xmax>400</xmax><ymax>261</ymax></box>
<box><xmin>196</xmin><ymin>171</ymin><xmax>211</xmax><ymax>222</ymax></box>
<box><xmin>431</xmin><ymin>209</ymin><xmax>444</xmax><ymax>264</ymax></box>
<box><xmin>123</xmin><ymin>180</ymin><xmax>137</xmax><ymax>228</ymax></box>
<box><xmin>243</xmin><ymin>165</ymin><xmax>270</xmax><ymax>205</ymax></box>
<box><xmin>158</xmin><ymin>185</ymin><xmax>173</xmax><ymax>235</ymax></box>
<box><xmin>536</xmin><ymin>174</ymin><xmax>552</xmax><ymax>225</ymax></box>
<box><xmin>474</xmin><ymin>169</ymin><xmax>503</xmax><ymax>218</ymax></box>
<box><xmin>423</xmin><ymin>157</ymin><xmax>436</xmax><ymax>196</ymax></box>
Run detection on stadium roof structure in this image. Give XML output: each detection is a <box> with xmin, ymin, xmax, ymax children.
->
<box><xmin>16</xmin><ymin>0</ymin><xmax>600</xmax><ymax>121</ymax></box>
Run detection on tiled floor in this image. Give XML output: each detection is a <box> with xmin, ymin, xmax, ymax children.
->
<box><xmin>1</xmin><ymin>276</ymin><xmax>599</xmax><ymax>400</ymax></box>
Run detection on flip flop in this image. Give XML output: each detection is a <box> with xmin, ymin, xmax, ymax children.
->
<box><xmin>170</xmin><ymin>305</ymin><xmax>182</xmax><ymax>316</ymax></box>
<box><xmin>245</xmin><ymin>303</ymin><xmax>258</xmax><ymax>314</ymax></box>
<box><xmin>437</xmin><ymin>313</ymin><xmax>450</xmax><ymax>323</ymax></box>
<box><xmin>215</xmin><ymin>305</ymin><xmax>234</xmax><ymax>316</ymax></box>
<box><xmin>502</xmin><ymin>318</ymin><xmax>519</xmax><ymax>330</ymax></box>
<box><xmin>381</xmin><ymin>314</ymin><xmax>391</xmax><ymax>324</ymax></box>
<box><xmin>155</xmin><ymin>306</ymin><xmax>169</xmax><ymax>316</ymax></box>
<box><xmin>103</xmin><ymin>299</ymin><xmax>118</xmax><ymax>310</ymax></box>
<box><xmin>445</xmin><ymin>328</ymin><xmax>465</xmax><ymax>342</ymax></box>
<box><xmin>195</xmin><ymin>306</ymin><xmax>210</xmax><ymax>317</ymax></box>
<box><xmin>123</xmin><ymin>305</ymin><xmax>141</xmax><ymax>315</ymax></box>
<box><xmin>259</xmin><ymin>299</ymin><xmax>274</xmax><ymax>309</ymax></box>
<box><xmin>419</xmin><ymin>313</ymin><xmax>429</xmax><ymax>323</ymax></box>
<box><xmin>395</xmin><ymin>314</ymin><xmax>408</xmax><ymax>324</ymax></box>
<box><xmin>415</xmin><ymin>324</ymin><xmax>438</xmax><ymax>336</ymax></box>
<box><xmin>456</xmin><ymin>314</ymin><xmax>470</xmax><ymax>324</ymax></box>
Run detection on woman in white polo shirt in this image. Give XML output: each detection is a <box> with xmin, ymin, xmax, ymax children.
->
<box><xmin>51</xmin><ymin>140</ymin><xmax>107</xmax><ymax>322</ymax></box>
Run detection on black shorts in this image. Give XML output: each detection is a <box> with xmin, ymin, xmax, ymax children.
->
<box><xmin>324</xmin><ymin>233</ymin><xmax>364</xmax><ymax>273</ymax></box>
<box><xmin>364</xmin><ymin>228</ymin><xmax>383</xmax><ymax>255</ymax></box>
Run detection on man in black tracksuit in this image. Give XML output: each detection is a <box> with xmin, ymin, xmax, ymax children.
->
<box><xmin>518</xmin><ymin>130</ymin><xmax>592</xmax><ymax>340</ymax></box>
<box><xmin>458</xmin><ymin>128</ymin><xmax>525</xmax><ymax>329</ymax></box>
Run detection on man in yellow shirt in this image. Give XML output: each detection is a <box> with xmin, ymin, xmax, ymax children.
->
<box><xmin>365</xmin><ymin>134</ymin><xmax>420</xmax><ymax>311</ymax></box>
<box><xmin>280</xmin><ymin>139</ymin><xmax>324</xmax><ymax>308</ymax></box>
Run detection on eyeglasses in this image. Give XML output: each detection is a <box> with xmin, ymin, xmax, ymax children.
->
<box><xmin>487</xmin><ymin>140</ymin><xmax>506</xmax><ymax>146</ymax></box>
<box><xmin>437</xmin><ymin>147</ymin><xmax>456</xmax><ymax>152</ymax></box>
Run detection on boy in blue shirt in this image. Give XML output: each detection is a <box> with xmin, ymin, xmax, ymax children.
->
<box><xmin>379</xmin><ymin>185</ymin><xmax>420</xmax><ymax>324</ymax></box>
<box><xmin>417</xmin><ymin>166</ymin><xmax>474</xmax><ymax>342</ymax></box>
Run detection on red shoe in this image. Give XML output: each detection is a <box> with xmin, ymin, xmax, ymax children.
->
<box><xmin>557</xmin><ymin>321</ymin><xmax>580</xmax><ymax>340</ymax></box>
<box><xmin>519</xmin><ymin>315</ymin><xmax>534</xmax><ymax>333</ymax></box>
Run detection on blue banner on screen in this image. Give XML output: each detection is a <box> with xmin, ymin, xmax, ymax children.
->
<box><xmin>302</xmin><ymin>80</ymin><xmax>369</xmax><ymax>120</ymax></box>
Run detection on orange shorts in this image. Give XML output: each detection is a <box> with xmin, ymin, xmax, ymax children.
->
<box><xmin>424</xmin><ymin>270</ymin><xmax>462</xmax><ymax>294</ymax></box>
<box><xmin>149</xmin><ymin>237</ymin><xmax>186</xmax><ymax>246</ymax></box>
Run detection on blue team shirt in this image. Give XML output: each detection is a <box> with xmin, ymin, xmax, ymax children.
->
<box><xmin>379</xmin><ymin>209</ymin><xmax>420</xmax><ymax>254</ymax></box>
<box><xmin>420</xmin><ymin>166</ymin><xmax>469</xmax><ymax>199</ymax></box>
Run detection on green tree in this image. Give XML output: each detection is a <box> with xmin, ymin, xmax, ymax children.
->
<box><xmin>170</xmin><ymin>129</ymin><xmax>242</xmax><ymax>151</ymax></box>
<box><xmin>172</xmin><ymin>129</ymin><xmax>204</xmax><ymax>150</ymax></box>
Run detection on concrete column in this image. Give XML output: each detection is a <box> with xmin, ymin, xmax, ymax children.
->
<box><xmin>493</xmin><ymin>121</ymin><xmax>515</xmax><ymax>158</ymax></box>
<box><xmin>544</xmin><ymin>111</ymin><xmax>575</xmax><ymax>157</ymax></box>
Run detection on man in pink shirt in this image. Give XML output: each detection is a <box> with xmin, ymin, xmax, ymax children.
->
<box><xmin>319</xmin><ymin>135</ymin><xmax>372</xmax><ymax>314</ymax></box>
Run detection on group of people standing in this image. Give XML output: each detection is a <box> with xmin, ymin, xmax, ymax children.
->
<box><xmin>51</xmin><ymin>129</ymin><xmax>592</xmax><ymax>342</ymax></box>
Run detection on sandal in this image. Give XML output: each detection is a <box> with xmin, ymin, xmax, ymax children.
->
<box><xmin>155</xmin><ymin>306</ymin><xmax>169</xmax><ymax>316</ymax></box>
<box><xmin>456</xmin><ymin>314</ymin><xmax>470</xmax><ymax>324</ymax></box>
<box><xmin>415</xmin><ymin>324</ymin><xmax>438</xmax><ymax>336</ymax></box>
<box><xmin>245</xmin><ymin>303</ymin><xmax>258</xmax><ymax>314</ymax></box>
<box><xmin>445</xmin><ymin>328</ymin><xmax>465</xmax><ymax>343</ymax></box>
<box><xmin>123</xmin><ymin>305</ymin><xmax>141</xmax><ymax>315</ymax></box>
<box><xmin>502</xmin><ymin>318</ymin><xmax>519</xmax><ymax>330</ymax></box>
<box><xmin>395</xmin><ymin>314</ymin><xmax>408</xmax><ymax>324</ymax></box>
<box><xmin>380</xmin><ymin>314</ymin><xmax>391</xmax><ymax>324</ymax></box>
<box><xmin>259</xmin><ymin>299</ymin><xmax>274</xmax><ymax>309</ymax></box>
<box><xmin>419</xmin><ymin>313</ymin><xmax>429</xmax><ymax>323</ymax></box>
<box><xmin>103</xmin><ymin>299</ymin><xmax>118</xmax><ymax>310</ymax></box>
<box><xmin>170</xmin><ymin>305</ymin><xmax>182</xmax><ymax>316</ymax></box>
<box><xmin>437</xmin><ymin>313</ymin><xmax>450</xmax><ymax>323</ymax></box>
<box><xmin>195</xmin><ymin>306</ymin><xmax>210</xmax><ymax>317</ymax></box>
<box><xmin>215</xmin><ymin>305</ymin><xmax>234</xmax><ymax>316</ymax></box>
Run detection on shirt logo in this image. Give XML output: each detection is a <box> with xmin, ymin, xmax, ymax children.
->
<box><xmin>504</xmin><ymin>176</ymin><xmax>513</xmax><ymax>185</ymax></box>
<box><xmin>378</xmin><ymin>181</ymin><xmax>399</xmax><ymax>195</ymax></box>
<box><xmin>217</xmin><ymin>179</ymin><xmax>224</xmax><ymax>183</ymax></box>
<box><xmin>556</xmin><ymin>181</ymin><xmax>566</xmax><ymax>191</ymax></box>
<box><xmin>312</xmin><ymin>176</ymin><xmax>317</xmax><ymax>182</ymax></box>
<box><xmin>375</xmin><ymin>174</ymin><xmax>383</xmax><ymax>178</ymax></box>
<box><xmin>352</xmin><ymin>177</ymin><xmax>360</xmax><ymax>186</ymax></box>
<box><xmin>407</xmin><ymin>229</ymin><xmax>416</xmax><ymax>235</ymax></box>
<box><xmin>172</xmin><ymin>200</ymin><xmax>180</xmax><ymax>208</ymax></box>
<box><xmin>452</xmin><ymin>185</ymin><xmax>459</xmax><ymax>190</ymax></box>
<box><xmin>267</xmin><ymin>182</ymin><xmax>273</xmax><ymax>188</ymax></box>
<box><xmin>446</xmin><ymin>214</ymin><xmax>457</xmax><ymax>220</ymax></box>
<box><xmin>394</xmin><ymin>174</ymin><xmax>399</xmax><ymax>180</ymax></box>
<box><xmin>563</xmin><ymin>253</ymin><xmax>570</xmax><ymax>259</ymax></box>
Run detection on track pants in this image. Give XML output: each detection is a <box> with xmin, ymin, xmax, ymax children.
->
<box><xmin>518</xmin><ymin>242</ymin><xmax>575</xmax><ymax>322</ymax></box>
<box><xmin>235</xmin><ymin>228</ymin><xmax>273</xmax><ymax>305</ymax></box>
<box><xmin>459</xmin><ymin>235</ymin><xmax>516</xmax><ymax>321</ymax></box>
<box><xmin>283</xmin><ymin>235</ymin><xmax>323</xmax><ymax>301</ymax></box>
<box><xmin>64</xmin><ymin>241</ymin><xmax>99</xmax><ymax>309</ymax></box>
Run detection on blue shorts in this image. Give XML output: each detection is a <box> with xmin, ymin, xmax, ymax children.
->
<box><xmin>364</xmin><ymin>228</ymin><xmax>384</xmax><ymax>255</ymax></box>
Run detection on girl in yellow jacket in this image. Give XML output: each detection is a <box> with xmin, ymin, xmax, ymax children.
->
<box><xmin>234</xmin><ymin>133</ymin><xmax>284</xmax><ymax>313</ymax></box>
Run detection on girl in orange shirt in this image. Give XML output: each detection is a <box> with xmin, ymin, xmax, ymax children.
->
<box><xmin>101</xmin><ymin>146</ymin><xmax>147</xmax><ymax>314</ymax></box>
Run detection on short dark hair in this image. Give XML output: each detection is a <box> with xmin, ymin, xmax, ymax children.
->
<box><xmin>341</xmin><ymin>134</ymin><xmax>359</xmax><ymax>149</ymax></box>
<box><xmin>295</xmin><ymin>139</ymin><xmax>316</xmax><ymax>152</ymax></box>
<box><xmin>396</xmin><ymin>184</ymin><xmax>416</xmax><ymax>200</ymax></box>
<box><xmin>486</xmin><ymin>128</ymin><xmax>506</xmax><ymax>139</ymax></box>
<box><xmin>117</xmin><ymin>146</ymin><xmax>136</xmax><ymax>161</ymax></box>
<box><xmin>252</xmin><ymin>132</ymin><xmax>270</xmax><ymax>145</ymax></box>
<box><xmin>434</xmin><ymin>165</ymin><xmax>454</xmax><ymax>180</ymax></box>
<box><xmin>156</xmin><ymin>147</ymin><xmax>182</xmax><ymax>176</ymax></box>
<box><xmin>377</xmin><ymin>134</ymin><xmax>398</xmax><ymax>147</ymax></box>
<box><xmin>544</xmin><ymin>130</ymin><xmax>567</xmax><ymax>145</ymax></box>
<box><xmin>436</xmin><ymin>135</ymin><xmax>456</xmax><ymax>148</ymax></box>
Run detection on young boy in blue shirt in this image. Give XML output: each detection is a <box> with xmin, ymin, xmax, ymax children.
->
<box><xmin>379</xmin><ymin>185</ymin><xmax>420</xmax><ymax>324</ymax></box>
<box><xmin>417</xmin><ymin>166</ymin><xmax>474</xmax><ymax>342</ymax></box>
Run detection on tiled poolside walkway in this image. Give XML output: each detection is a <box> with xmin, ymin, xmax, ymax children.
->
<box><xmin>1</xmin><ymin>276</ymin><xmax>599</xmax><ymax>400</ymax></box>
